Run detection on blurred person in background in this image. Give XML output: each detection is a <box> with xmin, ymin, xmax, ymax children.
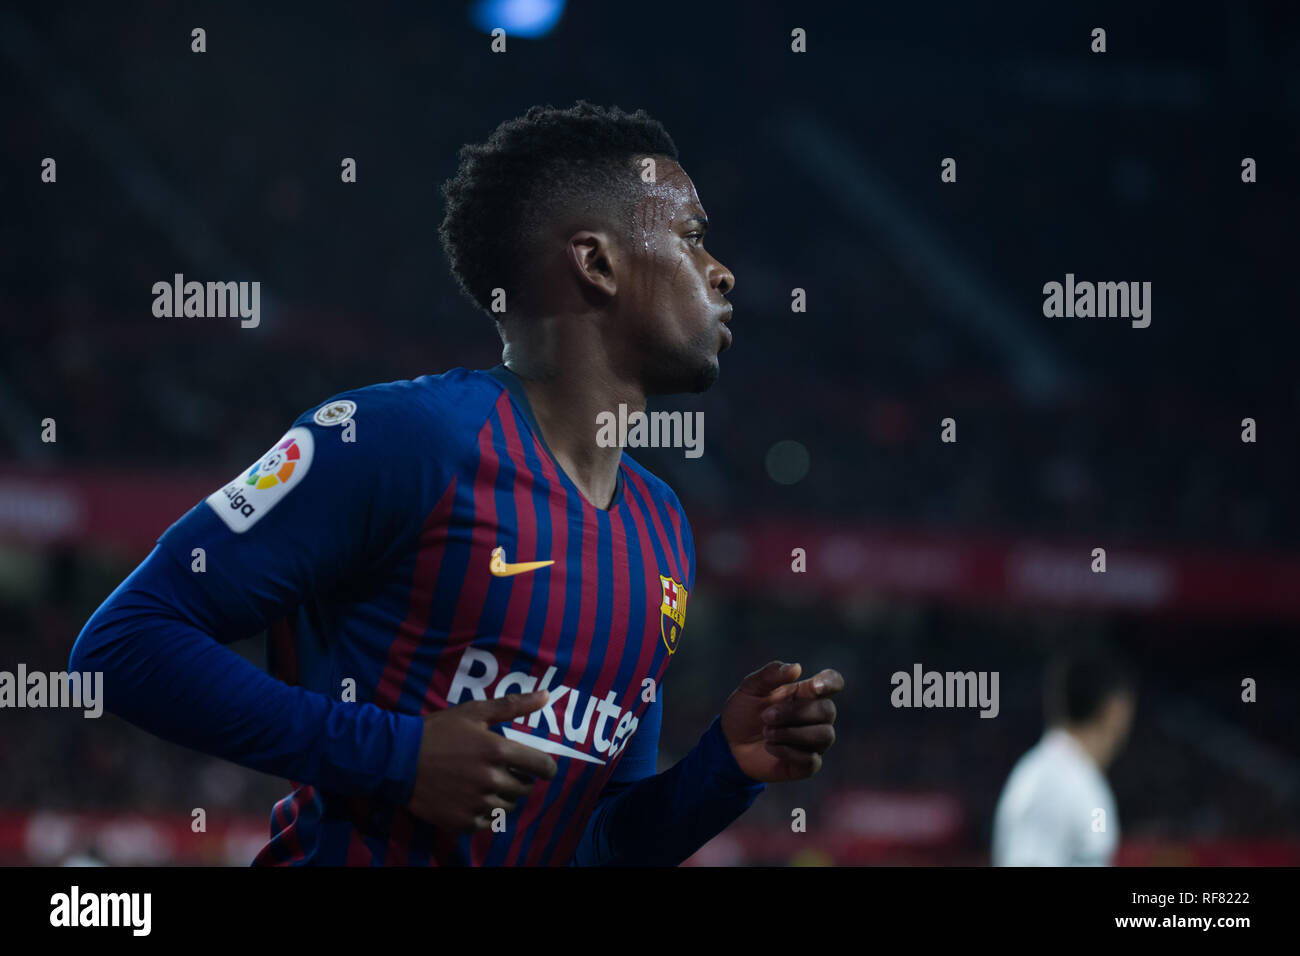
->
<box><xmin>992</xmin><ymin>648</ymin><xmax>1137</xmax><ymax>866</ymax></box>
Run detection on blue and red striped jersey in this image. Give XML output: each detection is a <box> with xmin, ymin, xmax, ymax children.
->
<box><xmin>152</xmin><ymin>365</ymin><xmax>705</xmax><ymax>865</ymax></box>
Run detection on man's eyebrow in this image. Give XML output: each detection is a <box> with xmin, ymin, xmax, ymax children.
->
<box><xmin>683</xmin><ymin>216</ymin><xmax>709</xmax><ymax>231</ymax></box>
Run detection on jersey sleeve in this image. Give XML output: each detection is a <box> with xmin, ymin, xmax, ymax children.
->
<box><xmin>151</xmin><ymin>386</ymin><xmax>448</xmax><ymax>639</ymax></box>
<box><xmin>569</xmin><ymin>707</ymin><xmax>764</xmax><ymax>866</ymax></box>
<box><xmin>69</xmin><ymin>382</ymin><xmax>465</xmax><ymax>802</ymax></box>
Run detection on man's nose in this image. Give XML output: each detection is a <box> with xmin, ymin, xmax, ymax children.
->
<box><xmin>712</xmin><ymin>257</ymin><xmax>735</xmax><ymax>296</ymax></box>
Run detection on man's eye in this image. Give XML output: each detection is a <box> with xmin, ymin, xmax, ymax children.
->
<box><xmin>686</xmin><ymin>232</ymin><xmax>703</xmax><ymax>244</ymax></box>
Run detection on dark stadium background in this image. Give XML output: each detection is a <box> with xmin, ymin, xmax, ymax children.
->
<box><xmin>2</xmin><ymin>1</ymin><xmax>1298</xmax><ymax>865</ymax></box>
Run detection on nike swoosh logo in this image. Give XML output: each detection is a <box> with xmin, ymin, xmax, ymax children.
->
<box><xmin>500</xmin><ymin>727</ymin><xmax>606</xmax><ymax>765</ymax></box>
<box><xmin>489</xmin><ymin>546</ymin><xmax>555</xmax><ymax>578</ymax></box>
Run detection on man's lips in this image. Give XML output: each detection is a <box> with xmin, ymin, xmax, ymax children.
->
<box><xmin>718</xmin><ymin>308</ymin><xmax>733</xmax><ymax>349</ymax></box>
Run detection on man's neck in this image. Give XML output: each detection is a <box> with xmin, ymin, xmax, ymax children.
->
<box><xmin>503</xmin><ymin>330</ymin><xmax>643</xmax><ymax>511</ymax></box>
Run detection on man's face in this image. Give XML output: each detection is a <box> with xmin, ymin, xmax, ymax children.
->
<box><xmin>618</xmin><ymin>159</ymin><xmax>735</xmax><ymax>394</ymax></box>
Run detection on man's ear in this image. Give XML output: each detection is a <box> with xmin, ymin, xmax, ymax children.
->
<box><xmin>567</xmin><ymin>230</ymin><xmax>618</xmax><ymax>298</ymax></box>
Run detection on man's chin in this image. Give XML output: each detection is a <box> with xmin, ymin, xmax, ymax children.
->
<box><xmin>690</xmin><ymin>357</ymin><xmax>720</xmax><ymax>393</ymax></box>
<box><xmin>643</xmin><ymin>352</ymin><xmax>720</xmax><ymax>396</ymax></box>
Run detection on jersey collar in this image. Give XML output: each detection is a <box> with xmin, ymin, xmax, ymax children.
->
<box><xmin>484</xmin><ymin>364</ymin><xmax>626</xmax><ymax>510</ymax></box>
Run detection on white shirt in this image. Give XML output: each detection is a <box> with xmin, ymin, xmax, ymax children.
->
<box><xmin>992</xmin><ymin>728</ymin><xmax>1118</xmax><ymax>866</ymax></box>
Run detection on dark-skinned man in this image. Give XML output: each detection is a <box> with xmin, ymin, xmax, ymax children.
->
<box><xmin>72</xmin><ymin>101</ymin><xmax>843</xmax><ymax>865</ymax></box>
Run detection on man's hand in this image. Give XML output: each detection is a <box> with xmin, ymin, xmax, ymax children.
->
<box><xmin>720</xmin><ymin>661</ymin><xmax>843</xmax><ymax>782</ymax></box>
<box><xmin>406</xmin><ymin>690</ymin><xmax>559</xmax><ymax>832</ymax></box>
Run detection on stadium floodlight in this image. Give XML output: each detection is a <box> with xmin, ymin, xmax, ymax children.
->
<box><xmin>469</xmin><ymin>0</ymin><xmax>566</xmax><ymax>38</ymax></box>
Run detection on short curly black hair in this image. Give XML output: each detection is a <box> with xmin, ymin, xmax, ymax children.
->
<box><xmin>439</xmin><ymin>101</ymin><xmax>679</xmax><ymax>317</ymax></box>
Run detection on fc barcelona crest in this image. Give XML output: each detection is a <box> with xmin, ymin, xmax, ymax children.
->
<box><xmin>659</xmin><ymin>574</ymin><xmax>688</xmax><ymax>654</ymax></box>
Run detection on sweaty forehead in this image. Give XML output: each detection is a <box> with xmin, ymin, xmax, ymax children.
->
<box><xmin>634</xmin><ymin>160</ymin><xmax>703</xmax><ymax>228</ymax></box>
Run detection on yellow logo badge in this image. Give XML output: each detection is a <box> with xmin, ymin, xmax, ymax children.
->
<box><xmin>659</xmin><ymin>574</ymin><xmax>688</xmax><ymax>654</ymax></box>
